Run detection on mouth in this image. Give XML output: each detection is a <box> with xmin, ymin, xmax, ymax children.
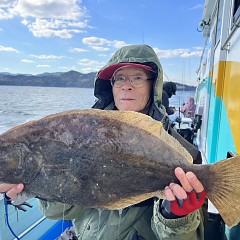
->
<box><xmin>120</xmin><ymin>98</ymin><xmax>135</xmax><ymax>101</ymax></box>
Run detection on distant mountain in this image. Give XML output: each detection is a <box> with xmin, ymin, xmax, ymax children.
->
<box><xmin>36</xmin><ymin>72</ymin><xmax>63</xmax><ymax>76</ymax></box>
<box><xmin>175</xmin><ymin>82</ymin><xmax>196</xmax><ymax>91</ymax></box>
<box><xmin>0</xmin><ymin>70</ymin><xmax>96</xmax><ymax>88</ymax></box>
<box><xmin>0</xmin><ymin>71</ymin><xmax>195</xmax><ymax>90</ymax></box>
<box><xmin>0</xmin><ymin>72</ymin><xmax>32</xmax><ymax>77</ymax></box>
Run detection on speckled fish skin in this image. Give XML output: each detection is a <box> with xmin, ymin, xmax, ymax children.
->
<box><xmin>1</xmin><ymin>109</ymin><xmax>240</xmax><ymax>228</ymax></box>
<box><xmin>0</xmin><ymin>109</ymin><xmax>206</xmax><ymax>205</ymax></box>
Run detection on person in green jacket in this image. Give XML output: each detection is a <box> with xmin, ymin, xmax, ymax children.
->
<box><xmin>0</xmin><ymin>44</ymin><xmax>206</xmax><ymax>240</ymax></box>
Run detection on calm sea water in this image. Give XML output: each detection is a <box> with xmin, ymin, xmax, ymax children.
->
<box><xmin>0</xmin><ymin>85</ymin><xmax>195</xmax><ymax>134</ymax></box>
<box><xmin>0</xmin><ymin>86</ymin><xmax>95</xmax><ymax>134</ymax></box>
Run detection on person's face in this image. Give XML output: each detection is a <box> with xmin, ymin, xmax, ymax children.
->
<box><xmin>112</xmin><ymin>67</ymin><xmax>153</xmax><ymax>113</ymax></box>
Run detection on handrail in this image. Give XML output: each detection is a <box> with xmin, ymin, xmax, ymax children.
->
<box><xmin>13</xmin><ymin>216</ymin><xmax>46</xmax><ymax>240</ymax></box>
<box><xmin>196</xmin><ymin>36</ymin><xmax>209</xmax><ymax>75</ymax></box>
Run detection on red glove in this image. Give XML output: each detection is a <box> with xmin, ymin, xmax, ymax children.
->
<box><xmin>161</xmin><ymin>190</ymin><xmax>206</xmax><ymax>218</ymax></box>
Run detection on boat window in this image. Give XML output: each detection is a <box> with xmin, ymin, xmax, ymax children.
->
<box><xmin>212</xmin><ymin>0</ymin><xmax>223</xmax><ymax>46</ymax></box>
<box><xmin>233</xmin><ymin>0</ymin><xmax>240</xmax><ymax>22</ymax></box>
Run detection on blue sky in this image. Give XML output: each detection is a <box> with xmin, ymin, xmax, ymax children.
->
<box><xmin>0</xmin><ymin>0</ymin><xmax>205</xmax><ymax>86</ymax></box>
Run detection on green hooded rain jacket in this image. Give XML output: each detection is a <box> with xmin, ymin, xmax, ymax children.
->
<box><xmin>39</xmin><ymin>44</ymin><xmax>204</xmax><ymax>240</ymax></box>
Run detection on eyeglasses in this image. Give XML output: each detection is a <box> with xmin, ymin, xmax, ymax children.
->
<box><xmin>111</xmin><ymin>75</ymin><xmax>153</xmax><ymax>88</ymax></box>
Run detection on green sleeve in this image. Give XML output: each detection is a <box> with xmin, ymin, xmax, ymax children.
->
<box><xmin>38</xmin><ymin>199</ymin><xmax>83</xmax><ymax>220</ymax></box>
<box><xmin>151</xmin><ymin>199</ymin><xmax>204</xmax><ymax>240</ymax></box>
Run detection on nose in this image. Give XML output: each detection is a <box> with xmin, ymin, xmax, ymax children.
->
<box><xmin>122</xmin><ymin>78</ymin><xmax>132</xmax><ymax>90</ymax></box>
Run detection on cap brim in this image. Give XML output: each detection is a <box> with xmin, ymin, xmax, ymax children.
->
<box><xmin>98</xmin><ymin>63</ymin><xmax>155</xmax><ymax>80</ymax></box>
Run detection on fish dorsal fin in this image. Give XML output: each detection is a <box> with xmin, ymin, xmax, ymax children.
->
<box><xmin>98</xmin><ymin>191</ymin><xmax>165</xmax><ymax>210</ymax></box>
<box><xmin>87</xmin><ymin>109</ymin><xmax>193</xmax><ymax>164</ymax></box>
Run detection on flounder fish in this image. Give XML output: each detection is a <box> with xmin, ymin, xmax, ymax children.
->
<box><xmin>0</xmin><ymin>109</ymin><xmax>240</xmax><ymax>227</ymax></box>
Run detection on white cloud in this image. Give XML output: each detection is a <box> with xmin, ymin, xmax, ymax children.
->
<box><xmin>0</xmin><ymin>0</ymin><xmax>90</xmax><ymax>38</ymax></box>
<box><xmin>98</xmin><ymin>53</ymin><xmax>107</xmax><ymax>57</ymax></box>
<box><xmin>78</xmin><ymin>58</ymin><xmax>106</xmax><ymax>72</ymax></box>
<box><xmin>153</xmin><ymin>48</ymin><xmax>201</xmax><ymax>59</ymax></box>
<box><xmin>181</xmin><ymin>51</ymin><xmax>202</xmax><ymax>58</ymax></box>
<box><xmin>20</xmin><ymin>17</ymin><xmax>87</xmax><ymax>38</ymax></box>
<box><xmin>82</xmin><ymin>37</ymin><xmax>126</xmax><ymax>51</ymax></box>
<box><xmin>31</xmin><ymin>54</ymin><xmax>64</xmax><ymax>59</ymax></box>
<box><xmin>37</xmin><ymin>64</ymin><xmax>50</xmax><ymax>68</ymax></box>
<box><xmin>78</xmin><ymin>59</ymin><xmax>105</xmax><ymax>67</ymax></box>
<box><xmin>21</xmin><ymin>59</ymin><xmax>35</xmax><ymax>63</ymax></box>
<box><xmin>58</xmin><ymin>66</ymin><xmax>69</xmax><ymax>70</ymax></box>
<box><xmin>12</xmin><ymin>0</ymin><xmax>86</xmax><ymax>20</ymax></box>
<box><xmin>111</xmin><ymin>40</ymin><xmax>126</xmax><ymax>48</ymax></box>
<box><xmin>190</xmin><ymin>4</ymin><xmax>204</xmax><ymax>10</ymax></box>
<box><xmin>68</xmin><ymin>21</ymin><xmax>89</xmax><ymax>28</ymax></box>
<box><xmin>83</xmin><ymin>37</ymin><xmax>110</xmax><ymax>46</ymax></box>
<box><xmin>71</xmin><ymin>48</ymin><xmax>89</xmax><ymax>53</ymax></box>
<box><xmin>21</xmin><ymin>19</ymin><xmax>28</xmax><ymax>25</ymax></box>
<box><xmin>26</xmin><ymin>18</ymin><xmax>86</xmax><ymax>38</ymax></box>
<box><xmin>0</xmin><ymin>8</ymin><xmax>14</xmax><ymax>20</ymax></box>
<box><xmin>0</xmin><ymin>44</ymin><xmax>20</xmax><ymax>53</ymax></box>
<box><xmin>90</xmin><ymin>46</ymin><xmax>109</xmax><ymax>51</ymax></box>
<box><xmin>0</xmin><ymin>28</ymin><xmax>3</xmax><ymax>31</ymax></box>
<box><xmin>0</xmin><ymin>0</ymin><xmax>16</xmax><ymax>8</ymax></box>
<box><xmin>0</xmin><ymin>0</ymin><xmax>16</xmax><ymax>20</ymax></box>
<box><xmin>193</xmin><ymin>46</ymin><xmax>203</xmax><ymax>51</ymax></box>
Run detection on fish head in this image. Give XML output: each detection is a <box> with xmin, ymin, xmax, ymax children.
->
<box><xmin>0</xmin><ymin>141</ymin><xmax>35</xmax><ymax>183</ymax></box>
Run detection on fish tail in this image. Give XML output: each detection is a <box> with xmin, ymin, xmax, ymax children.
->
<box><xmin>207</xmin><ymin>156</ymin><xmax>240</xmax><ymax>228</ymax></box>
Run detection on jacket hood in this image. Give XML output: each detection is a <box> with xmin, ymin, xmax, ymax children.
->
<box><xmin>92</xmin><ymin>44</ymin><xmax>163</xmax><ymax>110</ymax></box>
<box><xmin>163</xmin><ymin>81</ymin><xmax>177</xmax><ymax>97</ymax></box>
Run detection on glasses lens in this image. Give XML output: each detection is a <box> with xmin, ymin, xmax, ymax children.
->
<box><xmin>111</xmin><ymin>76</ymin><xmax>125</xmax><ymax>88</ymax></box>
<box><xmin>111</xmin><ymin>75</ymin><xmax>149</xmax><ymax>88</ymax></box>
<box><xmin>130</xmin><ymin>76</ymin><xmax>146</xmax><ymax>87</ymax></box>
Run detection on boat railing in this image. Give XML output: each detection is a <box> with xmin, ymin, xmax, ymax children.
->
<box><xmin>13</xmin><ymin>216</ymin><xmax>46</xmax><ymax>240</ymax></box>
